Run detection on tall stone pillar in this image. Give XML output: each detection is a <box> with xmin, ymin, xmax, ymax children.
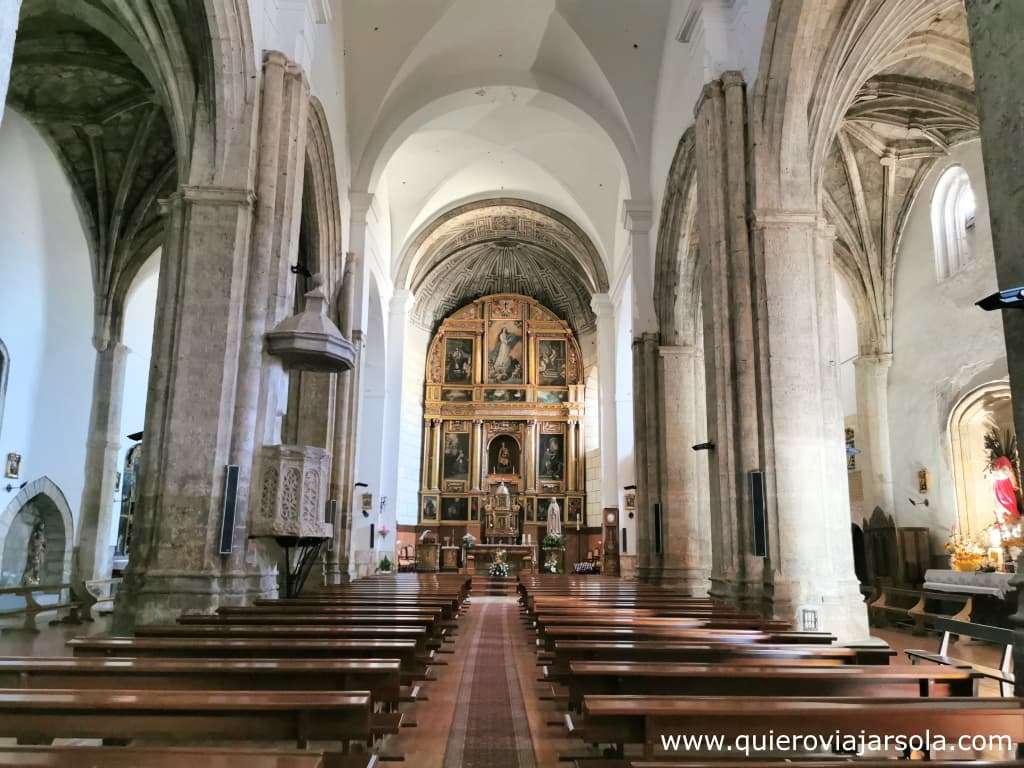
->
<box><xmin>694</xmin><ymin>74</ymin><xmax>763</xmax><ymax>609</ymax></box>
<box><xmin>0</xmin><ymin>0</ymin><xmax>20</xmax><ymax>125</ymax></box>
<box><xmin>113</xmin><ymin>183</ymin><xmax>263</xmax><ymax>627</ymax></box>
<box><xmin>853</xmin><ymin>353</ymin><xmax>895</xmax><ymax>520</ymax></box>
<box><xmin>964</xmin><ymin>0</ymin><xmax>1024</xmax><ymax>692</ymax></box>
<box><xmin>657</xmin><ymin>344</ymin><xmax>712</xmax><ymax>595</ymax></box>
<box><xmin>76</xmin><ymin>341</ymin><xmax>128</xmax><ymax>583</ymax></box>
<box><xmin>632</xmin><ymin>333</ymin><xmax>661</xmax><ymax>581</ymax></box>
<box><xmin>326</xmin><ymin>255</ymin><xmax>358</xmax><ymax>584</ymax></box>
<box><xmin>591</xmin><ymin>294</ymin><xmax>619</xmax><ymax>512</ymax></box>
<box><xmin>751</xmin><ymin>211</ymin><xmax>868</xmax><ymax>641</ymax></box>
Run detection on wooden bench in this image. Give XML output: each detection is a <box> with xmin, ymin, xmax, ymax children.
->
<box><xmin>0</xmin><ymin>746</ymin><xmax>379</xmax><ymax>768</ymax></box>
<box><xmin>869</xmin><ymin>586</ymin><xmax>972</xmax><ymax>635</ymax></box>
<box><xmin>0</xmin><ymin>584</ymin><xmax>79</xmax><ymax>633</ymax></box>
<box><xmin>178</xmin><ymin>613</ymin><xmax>447</xmax><ymax>644</ymax></box>
<box><xmin>135</xmin><ymin>623</ymin><xmax>433</xmax><ymax>654</ymax></box>
<box><xmin>569</xmin><ymin>696</ymin><xmax>1024</xmax><ymax>759</ymax></box>
<box><xmin>0</xmin><ymin>688</ymin><xmax>376</xmax><ymax>750</ymax></box>
<box><xmin>545</xmin><ymin>641</ymin><xmax>864</xmax><ymax>680</ymax></box>
<box><xmin>562</xmin><ymin>661</ymin><xmax>976</xmax><ymax>711</ymax></box>
<box><xmin>536</xmin><ymin>626</ymin><xmax>819</xmax><ymax>653</ymax></box>
<box><xmin>907</xmin><ymin>616</ymin><xmax>1016</xmax><ymax>696</ymax></box>
<box><xmin>261</xmin><ymin>598</ymin><xmax>459</xmax><ymax>621</ymax></box>
<box><xmin>0</xmin><ymin>656</ymin><xmax>406</xmax><ymax>711</ymax></box>
<box><xmin>67</xmin><ymin>637</ymin><xmax>429</xmax><ymax>683</ymax></box>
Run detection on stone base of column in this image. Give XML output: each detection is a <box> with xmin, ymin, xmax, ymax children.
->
<box><xmin>112</xmin><ymin>569</ymin><xmax>278</xmax><ymax>631</ymax></box>
<box><xmin>711</xmin><ymin>556</ymin><xmax>768</xmax><ymax>614</ymax></box>
<box><xmin>769</xmin><ymin>575</ymin><xmax>870</xmax><ymax>643</ymax></box>
<box><xmin>656</xmin><ymin>567</ymin><xmax>711</xmax><ymax>596</ymax></box>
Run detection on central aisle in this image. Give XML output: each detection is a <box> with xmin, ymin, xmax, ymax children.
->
<box><xmin>443</xmin><ymin>597</ymin><xmax>537</xmax><ymax>767</ymax></box>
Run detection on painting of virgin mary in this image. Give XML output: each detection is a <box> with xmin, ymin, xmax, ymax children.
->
<box><xmin>487</xmin><ymin>321</ymin><xmax>523</xmax><ymax>384</ymax></box>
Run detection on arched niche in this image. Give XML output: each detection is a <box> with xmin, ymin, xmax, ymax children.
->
<box><xmin>948</xmin><ymin>380</ymin><xmax>1015</xmax><ymax>541</ymax></box>
<box><xmin>0</xmin><ymin>477</ymin><xmax>73</xmax><ymax>587</ymax></box>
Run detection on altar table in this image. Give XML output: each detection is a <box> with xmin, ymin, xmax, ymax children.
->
<box><xmin>469</xmin><ymin>544</ymin><xmax>537</xmax><ymax>575</ymax></box>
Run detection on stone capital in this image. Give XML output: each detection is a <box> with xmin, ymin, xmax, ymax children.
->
<box><xmin>621</xmin><ymin>200</ymin><xmax>653</xmax><ymax>233</ymax></box>
<box><xmin>752</xmin><ymin>208</ymin><xmax>821</xmax><ymax>230</ymax></box>
<box><xmin>175</xmin><ymin>185</ymin><xmax>257</xmax><ymax>208</ymax></box>
<box><xmin>658</xmin><ymin>344</ymin><xmax>702</xmax><ymax>360</ymax></box>
<box><xmin>348</xmin><ymin>192</ymin><xmax>374</xmax><ymax>224</ymax></box>
<box><xmin>590</xmin><ymin>293</ymin><xmax>615</xmax><ymax>319</ymax></box>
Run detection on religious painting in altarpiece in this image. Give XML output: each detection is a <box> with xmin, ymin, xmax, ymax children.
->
<box><xmin>419</xmin><ymin>294</ymin><xmax>586</xmax><ymax>535</ymax></box>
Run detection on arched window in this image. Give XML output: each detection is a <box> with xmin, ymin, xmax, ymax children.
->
<box><xmin>931</xmin><ymin>165</ymin><xmax>976</xmax><ymax>280</ymax></box>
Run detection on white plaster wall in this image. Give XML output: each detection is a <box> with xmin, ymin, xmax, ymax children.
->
<box><xmin>0</xmin><ymin>0</ymin><xmax>20</xmax><ymax>125</ymax></box>
<box><xmin>395</xmin><ymin>325</ymin><xmax>428</xmax><ymax>526</ymax></box>
<box><xmin>888</xmin><ymin>141</ymin><xmax>1007</xmax><ymax>554</ymax></box>
<box><xmin>0</xmin><ymin>110</ymin><xmax>95</xmax><ymax>539</ymax></box>
<box><xmin>614</xmin><ymin>284</ymin><xmax>636</xmax><ymax>554</ymax></box>
<box><xmin>109</xmin><ymin>253</ymin><xmax>159</xmax><ymax>548</ymax></box>
<box><xmin>835</xmin><ymin>276</ymin><xmax>859</xmax><ymax>419</ymax></box>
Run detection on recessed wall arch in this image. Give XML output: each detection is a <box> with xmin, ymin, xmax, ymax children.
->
<box><xmin>0</xmin><ymin>476</ymin><xmax>74</xmax><ymax>587</ymax></box>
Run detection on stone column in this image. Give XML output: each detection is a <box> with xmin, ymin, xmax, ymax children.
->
<box><xmin>325</xmin><ymin>255</ymin><xmax>358</xmax><ymax>584</ymax></box>
<box><xmin>853</xmin><ymin>352</ymin><xmax>895</xmax><ymax>520</ymax></box>
<box><xmin>751</xmin><ymin>211</ymin><xmax>868</xmax><ymax>641</ymax></box>
<box><xmin>591</xmin><ymin>294</ymin><xmax>618</xmax><ymax>511</ymax></box>
<box><xmin>964</xmin><ymin>0</ymin><xmax>1024</xmax><ymax>689</ymax></box>
<box><xmin>113</xmin><ymin>184</ymin><xmax>263</xmax><ymax>628</ymax></box>
<box><xmin>657</xmin><ymin>344</ymin><xmax>712</xmax><ymax>595</ymax></box>
<box><xmin>0</xmin><ymin>0</ymin><xmax>20</xmax><ymax>125</ymax></box>
<box><xmin>76</xmin><ymin>341</ymin><xmax>128</xmax><ymax>583</ymax></box>
<box><xmin>694</xmin><ymin>73</ymin><xmax>763</xmax><ymax>608</ymax></box>
<box><xmin>632</xmin><ymin>333</ymin><xmax>661</xmax><ymax>581</ymax></box>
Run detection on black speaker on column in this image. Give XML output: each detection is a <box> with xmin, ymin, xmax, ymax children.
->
<box><xmin>219</xmin><ymin>465</ymin><xmax>240</xmax><ymax>555</ymax></box>
<box><xmin>749</xmin><ymin>469</ymin><xmax>768</xmax><ymax>557</ymax></box>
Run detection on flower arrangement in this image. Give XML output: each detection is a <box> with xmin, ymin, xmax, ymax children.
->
<box><xmin>542</xmin><ymin>557</ymin><xmax>560</xmax><ymax>574</ymax></box>
<box><xmin>489</xmin><ymin>549</ymin><xmax>511</xmax><ymax>578</ymax></box>
<box><xmin>944</xmin><ymin>529</ymin><xmax>986</xmax><ymax>572</ymax></box>
<box><xmin>541</xmin><ymin>534</ymin><xmax>565</xmax><ymax>550</ymax></box>
<box><xmin>461</xmin><ymin>533</ymin><xmax>476</xmax><ymax>549</ymax></box>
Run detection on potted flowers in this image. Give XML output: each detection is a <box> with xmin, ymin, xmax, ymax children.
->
<box><xmin>541</xmin><ymin>534</ymin><xmax>565</xmax><ymax>574</ymax></box>
<box><xmin>378</xmin><ymin>555</ymin><xmax>393</xmax><ymax>574</ymax></box>
<box><xmin>488</xmin><ymin>549</ymin><xmax>511</xmax><ymax>578</ymax></box>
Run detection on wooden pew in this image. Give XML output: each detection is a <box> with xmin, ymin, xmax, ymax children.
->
<box><xmin>545</xmin><ymin>641</ymin><xmax>867</xmax><ymax>680</ymax></box>
<box><xmin>134</xmin><ymin>624</ymin><xmax>433</xmax><ymax>654</ymax></box>
<box><xmin>569</xmin><ymin>696</ymin><xmax>1024</xmax><ymax>760</ymax></box>
<box><xmin>67</xmin><ymin>637</ymin><xmax>429</xmax><ymax>683</ymax></box>
<box><xmin>563</xmin><ymin>661</ymin><xmax>977</xmax><ymax>711</ymax></box>
<box><xmin>0</xmin><ymin>656</ymin><xmax>405</xmax><ymax>711</ymax></box>
<box><xmin>178</xmin><ymin>613</ymin><xmax>447</xmax><ymax>644</ymax></box>
<box><xmin>0</xmin><ymin>688</ymin><xmax>374</xmax><ymax>750</ymax></box>
<box><xmin>260</xmin><ymin>598</ymin><xmax>459</xmax><ymax>621</ymax></box>
<box><xmin>0</xmin><ymin>746</ymin><xmax>379</xmax><ymax>768</ymax></box>
<box><xmin>536</xmin><ymin>626</ymin><xmax>823</xmax><ymax>653</ymax></box>
<box><xmin>907</xmin><ymin>616</ymin><xmax>1016</xmax><ymax>696</ymax></box>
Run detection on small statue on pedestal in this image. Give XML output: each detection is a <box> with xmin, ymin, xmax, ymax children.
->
<box><xmin>21</xmin><ymin>521</ymin><xmax>46</xmax><ymax>586</ymax></box>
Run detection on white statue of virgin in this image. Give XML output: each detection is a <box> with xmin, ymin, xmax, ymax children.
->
<box><xmin>546</xmin><ymin>497</ymin><xmax>562</xmax><ymax>537</ymax></box>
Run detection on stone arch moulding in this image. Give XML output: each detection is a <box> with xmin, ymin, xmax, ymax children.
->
<box><xmin>0</xmin><ymin>476</ymin><xmax>75</xmax><ymax>586</ymax></box>
<box><xmin>947</xmin><ymin>379</ymin><xmax>1013</xmax><ymax>540</ymax></box>
<box><xmin>303</xmin><ymin>96</ymin><xmax>344</xmax><ymax>298</ymax></box>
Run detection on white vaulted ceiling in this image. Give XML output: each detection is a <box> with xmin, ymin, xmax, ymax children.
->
<box><xmin>341</xmin><ymin>0</ymin><xmax>670</xmax><ymax>274</ymax></box>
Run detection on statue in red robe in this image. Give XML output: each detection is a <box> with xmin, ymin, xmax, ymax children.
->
<box><xmin>991</xmin><ymin>456</ymin><xmax>1021</xmax><ymax>523</ymax></box>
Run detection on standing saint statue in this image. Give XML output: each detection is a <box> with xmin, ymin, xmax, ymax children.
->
<box><xmin>21</xmin><ymin>520</ymin><xmax>46</xmax><ymax>586</ymax></box>
<box><xmin>546</xmin><ymin>498</ymin><xmax>562</xmax><ymax>538</ymax></box>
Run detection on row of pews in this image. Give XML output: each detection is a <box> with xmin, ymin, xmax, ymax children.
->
<box><xmin>519</xmin><ymin>575</ymin><xmax>1024</xmax><ymax>766</ymax></box>
<box><xmin>0</xmin><ymin>573</ymin><xmax>471</xmax><ymax>767</ymax></box>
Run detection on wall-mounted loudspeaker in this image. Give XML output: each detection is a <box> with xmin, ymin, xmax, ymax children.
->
<box><xmin>749</xmin><ymin>469</ymin><xmax>767</xmax><ymax>557</ymax></box>
<box><xmin>219</xmin><ymin>465</ymin><xmax>239</xmax><ymax>555</ymax></box>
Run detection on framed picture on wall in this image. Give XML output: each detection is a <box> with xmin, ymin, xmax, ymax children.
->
<box><xmin>537</xmin><ymin>339</ymin><xmax>567</xmax><ymax>385</ymax></box>
<box><xmin>421</xmin><ymin>495</ymin><xmax>439</xmax><ymax>521</ymax></box>
<box><xmin>4</xmin><ymin>452</ymin><xmax>21</xmax><ymax>479</ymax></box>
<box><xmin>441</xmin><ymin>497</ymin><xmax>469</xmax><ymax>522</ymax></box>
<box><xmin>538</xmin><ymin>434</ymin><xmax>565</xmax><ymax>481</ymax></box>
<box><xmin>444</xmin><ymin>337</ymin><xmax>473</xmax><ymax>384</ymax></box>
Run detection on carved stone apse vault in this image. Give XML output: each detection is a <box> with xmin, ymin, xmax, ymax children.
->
<box><xmin>402</xmin><ymin>199</ymin><xmax>609</xmax><ymax>334</ymax></box>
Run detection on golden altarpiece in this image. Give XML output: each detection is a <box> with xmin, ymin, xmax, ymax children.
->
<box><xmin>417</xmin><ymin>294</ymin><xmax>586</xmax><ymax>572</ymax></box>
